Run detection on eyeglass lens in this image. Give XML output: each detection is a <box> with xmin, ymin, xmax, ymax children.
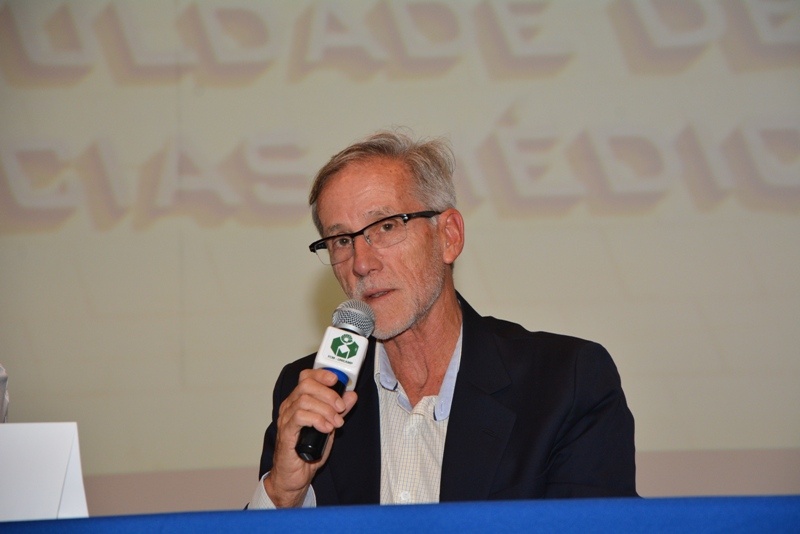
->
<box><xmin>320</xmin><ymin>216</ymin><xmax>407</xmax><ymax>265</ymax></box>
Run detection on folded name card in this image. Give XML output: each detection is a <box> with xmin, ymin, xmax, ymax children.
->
<box><xmin>0</xmin><ymin>422</ymin><xmax>88</xmax><ymax>521</ymax></box>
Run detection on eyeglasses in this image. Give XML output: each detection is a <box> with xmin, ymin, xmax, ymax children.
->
<box><xmin>309</xmin><ymin>210</ymin><xmax>441</xmax><ymax>265</ymax></box>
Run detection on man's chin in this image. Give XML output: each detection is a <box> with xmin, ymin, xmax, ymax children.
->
<box><xmin>372</xmin><ymin>327</ymin><xmax>396</xmax><ymax>342</ymax></box>
<box><xmin>371</xmin><ymin>319</ymin><xmax>411</xmax><ymax>342</ymax></box>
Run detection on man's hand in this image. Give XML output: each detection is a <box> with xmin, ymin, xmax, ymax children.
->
<box><xmin>264</xmin><ymin>368</ymin><xmax>358</xmax><ymax>507</ymax></box>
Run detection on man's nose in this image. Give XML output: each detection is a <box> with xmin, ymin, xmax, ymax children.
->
<box><xmin>351</xmin><ymin>234</ymin><xmax>380</xmax><ymax>275</ymax></box>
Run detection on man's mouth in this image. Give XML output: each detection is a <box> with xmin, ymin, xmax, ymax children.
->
<box><xmin>363</xmin><ymin>289</ymin><xmax>391</xmax><ymax>301</ymax></box>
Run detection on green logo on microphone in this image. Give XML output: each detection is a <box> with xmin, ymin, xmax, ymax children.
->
<box><xmin>330</xmin><ymin>333</ymin><xmax>359</xmax><ymax>359</ymax></box>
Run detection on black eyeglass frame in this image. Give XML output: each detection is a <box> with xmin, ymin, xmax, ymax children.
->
<box><xmin>308</xmin><ymin>210</ymin><xmax>442</xmax><ymax>264</ymax></box>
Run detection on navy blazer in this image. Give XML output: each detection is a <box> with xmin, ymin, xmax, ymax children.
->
<box><xmin>259</xmin><ymin>296</ymin><xmax>637</xmax><ymax>504</ymax></box>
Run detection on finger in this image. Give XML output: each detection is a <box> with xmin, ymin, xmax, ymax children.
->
<box><xmin>299</xmin><ymin>368</ymin><xmax>341</xmax><ymax>388</ymax></box>
<box><xmin>281</xmin><ymin>397</ymin><xmax>342</xmax><ymax>434</ymax></box>
<box><xmin>296</xmin><ymin>370</ymin><xmax>347</xmax><ymax>412</ymax></box>
<box><xmin>340</xmin><ymin>391</ymin><xmax>358</xmax><ymax>416</ymax></box>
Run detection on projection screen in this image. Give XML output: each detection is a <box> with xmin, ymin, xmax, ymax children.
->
<box><xmin>0</xmin><ymin>0</ymin><xmax>798</xmax><ymax>501</ymax></box>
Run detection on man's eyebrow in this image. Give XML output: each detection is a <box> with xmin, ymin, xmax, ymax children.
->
<box><xmin>323</xmin><ymin>223</ymin><xmax>345</xmax><ymax>237</ymax></box>
<box><xmin>323</xmin><ymin>208</ymin><xmax>394</xmax><ymax>237</ymax></box>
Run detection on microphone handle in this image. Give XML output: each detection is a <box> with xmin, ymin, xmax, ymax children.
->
<box><xmin>295</xmin><ymin>378</ymin><xmax>347</xmax><ymax>462</ymax></box>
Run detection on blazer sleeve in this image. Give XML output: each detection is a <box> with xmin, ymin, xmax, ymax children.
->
<box><xmin>258</xmin><ymin>365</ymin><xmax>287</xmax><ymax>479</ymax></box>
<box><xmin>543</xmin><ymin>342</ymin><xmax>638</xmax><ymax>498</ymax></box>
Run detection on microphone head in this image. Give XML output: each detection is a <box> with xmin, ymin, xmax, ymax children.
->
<box><xmin>332</xmin><ymin>299</ymin><xmax>376</xmax><ymax>338</ymax></box>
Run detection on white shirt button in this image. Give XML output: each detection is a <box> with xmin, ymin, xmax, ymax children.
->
<box><xmin>400</xmin><ymin>491</ymin><xmax>411</xmax><ymax>502</ymax></box>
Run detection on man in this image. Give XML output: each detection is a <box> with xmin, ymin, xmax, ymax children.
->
<box><xmin>250</xmin><ymin>130</ymin><xmax>637</xmax><ymax>508</ymax></box>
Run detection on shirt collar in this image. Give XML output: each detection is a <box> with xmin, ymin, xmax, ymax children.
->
<box><xmin>373</xmin><ymin>326</ymin><xmax>463</xmax><ymax>421</ymax></box>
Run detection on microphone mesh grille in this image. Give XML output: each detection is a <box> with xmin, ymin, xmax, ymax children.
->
<box><xmin>332</xmin><ymin>299</ymin><xmax>376</xmax><ymax>337</ymax></box>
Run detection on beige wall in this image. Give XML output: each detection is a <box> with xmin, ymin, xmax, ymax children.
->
<box><xmin>82</xmin><ymin>449</ymin><xmax>800</xmax><ymax>516</ymax></box>
<box><xmin>1</xmin><ymin>0</ymin><xmax>798</xmax><ymax>500</ymax></box>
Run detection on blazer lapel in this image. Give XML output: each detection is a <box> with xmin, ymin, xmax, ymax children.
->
<box><xmin>325</xmin><ymin>341</ymin><xmax>381</xmax><ymax>504</ymax></box>
<box><xmin>439</xmin><ymin>299</ymin><xmax>516</xmax><ymax>502</ymax></box>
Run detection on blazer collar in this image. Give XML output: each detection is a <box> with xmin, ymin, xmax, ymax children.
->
<box><xmin>455</xmin><ymin>295</ymin><xmax>512</xmax><ymax>394</ymax></box>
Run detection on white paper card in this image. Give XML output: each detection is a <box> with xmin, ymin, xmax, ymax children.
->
<box><xmin>0</xmin><ymin>422</ymin><xmax>89</xmax><ymax>522</ymax></box>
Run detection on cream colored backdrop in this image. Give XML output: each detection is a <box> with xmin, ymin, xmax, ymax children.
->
<box><xmin>1</xmin><ymin>0</ymin><xmax>798</xmax><ymax>492</ymax></box>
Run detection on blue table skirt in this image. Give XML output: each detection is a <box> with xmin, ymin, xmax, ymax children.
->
<box><xmin>4</xmin><ymin>495</ymin><xmax>799</xmax><ymax>533</ymax></box>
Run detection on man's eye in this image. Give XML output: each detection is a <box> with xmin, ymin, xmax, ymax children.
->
<box><xmin>331</xmin><ymin>236</ymin><xmax>352</xmax><ymax>249</ymax></box>
<box><xmin>379</xmin><ymin>220</ymin><xmax>399</xmax><ymax>232</ymax></box>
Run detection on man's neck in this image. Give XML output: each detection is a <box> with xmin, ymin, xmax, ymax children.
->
<box><xmin>382</xmin><ymin>290</ymin><xmax>462</xmax><ymax>406</ymax></box>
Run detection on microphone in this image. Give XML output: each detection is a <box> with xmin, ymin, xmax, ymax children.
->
<box><xmin>295</xmin><ymin>299</ymin><xmax>375</xmax><ymax>462</ymax></box>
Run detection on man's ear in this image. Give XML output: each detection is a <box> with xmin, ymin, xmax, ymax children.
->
<box><xmin>440</xmin><ymin>209</ymin><xmax>465</xmax><ymax>265</ymax></box>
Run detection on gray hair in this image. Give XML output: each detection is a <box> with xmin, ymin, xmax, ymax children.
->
<box><xmin>309</xmin><ymin>129</ymin><xmax>457</xmax><ymax>234</ymax></box>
